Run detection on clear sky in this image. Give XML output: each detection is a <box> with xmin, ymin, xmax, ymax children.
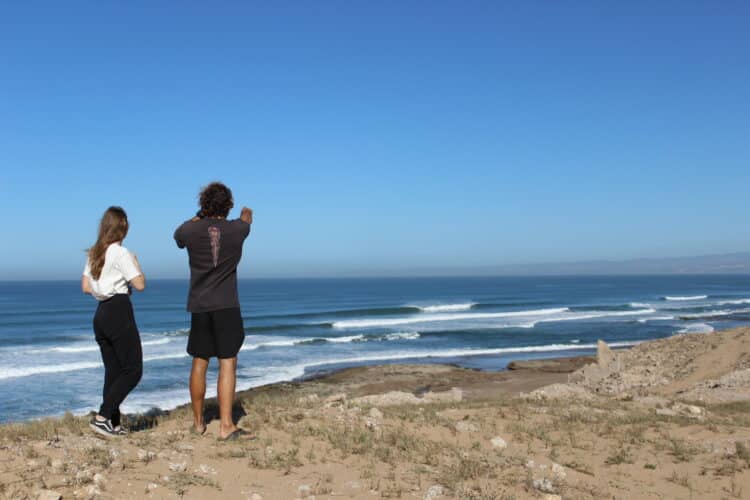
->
<box><xmin>1</xmin><ymin>2</ymin><xmax>748</xmax><ymax>279</ymax></box>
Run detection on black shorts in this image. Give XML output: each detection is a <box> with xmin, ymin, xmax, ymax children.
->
<box><xmin>188</xmin><ymin>308</ymin><xmax>245</xmax><ymax>359</ymax></box>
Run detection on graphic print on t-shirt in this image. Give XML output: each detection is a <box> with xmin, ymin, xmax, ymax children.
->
<box><xmin>208</xmin><ymin>226</ymin><xmax>221</xmax><ymax>267</ymax></box>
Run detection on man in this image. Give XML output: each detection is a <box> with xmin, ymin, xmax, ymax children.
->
<box><xmin>174</xmin><ymin>182</ymin><xmax>253</xmax><ymax>440</ymax></box>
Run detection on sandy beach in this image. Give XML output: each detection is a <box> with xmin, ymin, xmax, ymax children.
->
<box><xmin>2</xmin><ymin>328</ymin><xmax>750</xmax><ymax>499</ymax></box>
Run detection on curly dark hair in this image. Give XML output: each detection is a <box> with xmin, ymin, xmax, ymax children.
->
<box><xmin>199</xmin><ymin>182</ymin><xmax>234</xmax><ymax>218</ymax></box>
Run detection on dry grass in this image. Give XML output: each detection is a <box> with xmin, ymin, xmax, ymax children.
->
<box><xmin>169</xmin><ymin>471</ymin><xmax>221</xmax><ymax>496</ymax></box>
<box><xmin>0</xmin><ymin>411</ymin><xmax>87</xmax><ymax>442</ymax></box>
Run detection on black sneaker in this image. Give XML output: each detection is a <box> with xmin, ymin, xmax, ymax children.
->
<box><xmin>114</xmin><ymin>425</ymin><xmax>129</xmax><ymax>436</ymax></box>
<box><xmin>89</xmin><ymin>417</ymin><xmax>119</xmax><ymax>438</ymax></box>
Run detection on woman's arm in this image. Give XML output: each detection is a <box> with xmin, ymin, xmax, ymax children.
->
<box><xmin>129</xmin><ymin>254</ymin><xmax>146</xmax><ymax>291</ymax></box>
<box><xmin>81</xmin><ymin>275</ymin><xmax>92</xmax><ymax>295</ymax></box>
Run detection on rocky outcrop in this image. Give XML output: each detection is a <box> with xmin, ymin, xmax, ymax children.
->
<box><xmin>567</xmin><ymin>328</ymin><xmax>750</xmax><ymax>403</ymax></box>
<box><xmin>351</xmin><ymin>388</ymin><xmax>462</xmax><ymax>407</ymax></box>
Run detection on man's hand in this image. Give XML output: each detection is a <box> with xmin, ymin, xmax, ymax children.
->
<box><xmin>240</xmin><ymin>207</ymin><xmax>253</xmax><ymax>224</ymax></box>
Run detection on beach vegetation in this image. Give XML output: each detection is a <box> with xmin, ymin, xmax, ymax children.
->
<box><xmin>170</xmin><ymin>471</ymin><xmax>220</xmax><ymax>496</ymax></box>
<box><xmin>605</xmin><ymin>443</ymin><xmax>634</xmax><ymax>465</ymax></box>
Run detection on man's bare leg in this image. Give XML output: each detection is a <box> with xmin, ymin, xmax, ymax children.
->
<box><xmin>217</xmin><ymin>356</ymin><xmax>239</xmax><ymax>438</ymax></box>
<box><xmin>190</xmin><ymin>357</ymin><xmax>209</xmax><ymax>433</ymax></box>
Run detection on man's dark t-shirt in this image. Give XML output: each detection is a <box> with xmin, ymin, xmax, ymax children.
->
<box><xmin>174</xmin><ymin>218</ymin><xmax>250</xmax><ymax>313</ymax></box>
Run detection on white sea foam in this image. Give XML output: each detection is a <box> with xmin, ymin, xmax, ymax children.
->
<box><xmin>663</xmin><ymin>295</ymin><xmax>708</xmax><ymax>301</ymax></box>
<box><xmin>637</xmin><ymin>315</ymin><xmax>675</xmax><ymax>323</ymax></box>
<box><xmin>332</xmin><ymin>307</ymin><xmax>569</xmax><ymax>329</ymax></box>
<box><xmin>630</xmin><ymin>302</ymin><xmax>652</xmax><ymax>308</ymax></box>
<box><xmin>414</xmin><ymin>303</ymin><xmax>476</xmax><ymax>313</ymax></box>
<box><xmin>39</xmin><ymin>338</ymin><xmax>171</xmax><ymax>354</ymax></box>
<box><xmin>143</xmin><ymin>353</ymin><xmax>188</xmax><ymax>362</ymax></box>
<box><xmin>0</xmin><ymin>351</ymin><xmax>189</xmax><ymax>380</ymax></box>
<box><xmin>534</xmin><ymin>308</ymin><xmax>656</xmax><ymax>325</ymax></box>
<box><xmin>240</xmin><ymin>333</ymin><xmax>411</xmax><ymax>351</ymax></box>
<box><xmin>326</xmin><ymin>335</ymin><xmax>366</xmax><ymax>343</ymax></box>
<box><xmin>679</xmin><ymin>308</ymin><xmax>750</xmax><ymax>319</ymax></box>
<box><xmin>678</xmin><ymin>323</ymin><xmax>715</xmax><ymax>334</ymax></box>
<box><xmin>383</xmin><ymin>332</ymin><xmax>421</xmax><ymax>341</ymax></box>
<box><xmin>333</xmin><ymin>307</ymin><xmax>656</xmax><ymax>330</ymax></box>
<box><xmin>241</xmin><ymin>339</ymin><xmax>297</xmax><ymax>351</ymax></box>
<box><xmin>0</xmin><ymin>361</ymin><xmax>102</xmax><ymax>380</ymax></box>
<box><xmin>716</xmin><ymin>298</ymin><xmax>750</xmax><ymax>306</ymax></box>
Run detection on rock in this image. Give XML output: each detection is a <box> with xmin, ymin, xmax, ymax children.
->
<box><xmin>50</xmin><ymin>459</ymin><xmax>64</xmax><ymax>474</ymax></box>
<box><xmin>197</xmin><ymin>464</ymin><xmax>217</xmax><ymax>475</ymax></box>
<box><xmin>490</xmin><ymin>437</ymin><xmax>507</xmax><ymax>450</ymax></box>
<box><xmin>354</xmin><ymin>391</ymin><xmax>419</xmax><ymax>406</ymax></box>
<box><xmin>656</xmin><ymin>408</ymin><xmax>678</xmax><ymax>417</ymax></box>
<box><xmin>35</xmin><ymin>490</ymin><xmax>62</xmax><ymax>500</ymax></box>
<box><xmin>80</xmin><ymin>485</ymin><xmax>102</xmax><ymax>499</ymax></box>
<box><xmin>455</xmin><ymin>421</ymin><xmax>478</xmax><ymax>433</ymax></box>
<box><xmin>525</xmin><ymin>383</ymin><xmax>595</xmax><ymax>401</ymax></box>
<box><xmin>75</xmin><ymin>469</ymin><xmax>93</xmax><ymax>485</ymax></box>
<box><xmin>616</xmin><ymin>392</ymin><xmax>633</xmax><ymax>401</ymax></box>
<box><xmin>597</xmin><ymin>340</ymin><xmax>615</xmax><ymax>368</ymax></box>
<box><xmin>686</xmin><ymin>404</ymin><xmax>703</xmax><ymax>415</ymax></box>
<box><xmin>249</xmin><ymin>494</ymin><xmax>263</xmax><ymax>500</ymax></box>
<box><xmin>145</xmin><ymin>483</ymin><xmax>159</xmax><ymax>493</ymax></box>
<box><xmin>551</xmin><ymin>463</ymin><xmax>566</xmax><ymax>480</ymax></box>
<box><xmin>298</xmin><ymin>484</ymin><xmax>312</xmax><ymax>497</ymax></box>
<box><xmin>324</xmin><ymin>393</ymin><xmax>347</xmax><ymax>405</ymax></box>
<box><xmin>532</xmin><ymin>478</ymin><xmax>556</xmax><ymax>493</ymax></box>
<box><xmin>423</xmin><ymin>387</ymin><xmax>463</xmax><ymax>403</ymax></box>
<box><xmin>369</xmin><ymin>407</ymin><xmax>383</xmax><ymax>419</ymax></box>
<box><xmin>137</xmin><ymin>449</ymin><xmax>156</xmax><ymax>462</ymax></box>
<box><xmin>93</xmin><ymin>473</ymin><xmax>106</xmax><ymax>490</ymax></box>
<box><xmin>169</xmin><ymin>462</ymin><xmax>187</xmax><ymax>472</ymax></box>
<box><xmin>352</xmin><ymin>388</ymin><xmax>462</xmax><ymax>407</ymax></box>
<box><xmin>424</xmin><ymin>484</ymin><xmax>444</xmax><ymax>499</ymax></box>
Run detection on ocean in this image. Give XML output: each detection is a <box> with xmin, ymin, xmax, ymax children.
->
<box><xmin>1</xmin><ymin>275</ymin><xmax>749</xmax><ymax>423</ymax></box>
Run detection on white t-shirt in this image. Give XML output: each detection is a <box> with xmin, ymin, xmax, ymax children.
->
<box><xmin>83</xmin><ymin>243</ymin><xmax>141</xmax><ymax>301</ymax></box>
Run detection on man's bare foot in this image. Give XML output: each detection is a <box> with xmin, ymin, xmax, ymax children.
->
<box><xmin>218</xmin><ymin>424</ymin><xmax>239</xmax><ymax>440</ymax></box>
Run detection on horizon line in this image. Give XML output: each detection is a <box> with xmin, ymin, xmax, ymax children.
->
<box><xmin>3</xmin><ymin>271</ymin><xmax>750</xmax><ymax>283</ymax></box>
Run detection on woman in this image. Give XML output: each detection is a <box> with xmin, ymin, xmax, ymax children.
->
<box><xmin>82</xmin><ymin>206</ymin><xmax>145</xmax><ymax>438</ymax></box>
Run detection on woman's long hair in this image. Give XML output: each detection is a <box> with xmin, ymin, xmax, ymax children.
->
<box><xmin>88</xmin><ymin>207</ymin><xmax>129</xmax><ymax>280</ymax></box>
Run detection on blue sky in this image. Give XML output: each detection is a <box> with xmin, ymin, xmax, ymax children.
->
<box><xmin>1</xmin><ymin>2</ymin><xmax>748</xmax><ymax>279</ymax></box>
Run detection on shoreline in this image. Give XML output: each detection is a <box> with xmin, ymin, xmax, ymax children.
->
<box><xmin>3</xmin><ymin>345</ymin><xmax>620</xmax><ymax>426</ymax></box>
<box><xmin>12</xmin><ymin>349</ymin><xmax>605</xmax><ymax>426</ymax></box>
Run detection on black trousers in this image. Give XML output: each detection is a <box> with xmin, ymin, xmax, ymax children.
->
<box><xmin>93</xmin><ymin>294</ymin><xmax>143</xmax><ymax>425</ymax></box>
